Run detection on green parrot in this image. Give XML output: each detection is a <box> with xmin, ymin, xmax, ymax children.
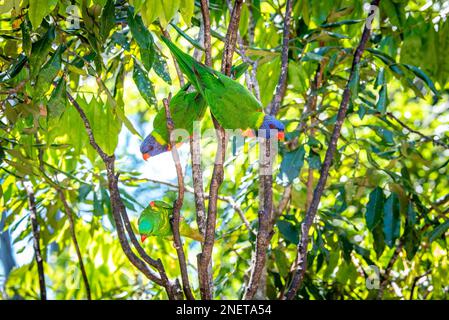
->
<box><xmin>160</xmin><ymin>36</ymin><xmax>285</xmax><ymax>140</ymax></box>
<box><xmin>138</xmin><ymin>200</ymin><xmax>204</xmax><ymax>242</ymax></box>
<box><xmin>140</xmin><ymin>84</ymin><xmax>207</xmax><ymax>160</ymax></box>
<box><xmin>140</xmin><ymin>63</ymin><xmax>250</xmax><ymax>160</ymax></box>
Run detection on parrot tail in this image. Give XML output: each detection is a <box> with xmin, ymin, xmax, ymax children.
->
<box><xmin>180</xmin><ymin>223</ymin><xmax>204</xmax><ymax>242</ymax></box>
<box><xmin>160</xmin><ymin>36</ymin><xmax>204</xmax><ymax>90</ymax></box>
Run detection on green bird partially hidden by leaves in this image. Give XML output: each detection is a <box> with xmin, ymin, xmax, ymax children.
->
<box><xmin>138</xmin><ymin>200</ymin><xmax>204</xmax><ymax>242</ymax></box>
<box><xmin>160</xmin><ymin>36</ymin><xmax>285</xmax><ymax>140</ymax></box>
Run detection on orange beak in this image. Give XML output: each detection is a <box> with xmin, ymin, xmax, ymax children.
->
<box><xmin>150</xmin><ymin>201</ymin><xmax>155</xmax><ymax>208</ymax></box>
<box><xmin>140</xmin><ymin>235</ymin><xmax>148</xmax><ymax>242</ymax></box>
<box><xmin>142</xmin><ymin>153</ymin><xmax>150</xmax><ymax>161</ymax></box>
<box><xmin>277</xmin><ymin>131</ymin><xmax>285</xmax><ymax>142</ymax></box>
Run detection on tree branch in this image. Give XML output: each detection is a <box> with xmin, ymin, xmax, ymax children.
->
<box><xmin>199</xmin><ymin>0</ymin><xmax>212</xmax><ymax>67</ymax></box>
<box><xmin>198</xmin><ymin>0</ymin><xmax>244</xmax><ymax>300</ymax></box>
<box><xmin>244</xmin><ymin>0</ymin><xmax>293</xmax><ymax>300</ymax></box>
<box><xmin>67</xmin><ymin>91</ymin><xmax>182</xmax><ymax>299</ymax></box>
<box><xmin>284</xmin><ymin>0</ymin><xmax>381</xmax><ymax>299</ymax></box>
<box><xmin>163</xmin><ymin>97</ymin><xmax>195</xmax><ymax>300</ymax></box>
<box><xmin>268</xmin><ymin>0</ymin><xmax>293</xmax><ymax>116</ymax></box>
<box><xmin>196</xmin><ymin>0</ymin><xmax>215</xmax><ymax>300</ymax></box>
<box><xmin>25</xmin><ymin>185</ymin><xmax>46</xmax><ymax>300</ymax></box>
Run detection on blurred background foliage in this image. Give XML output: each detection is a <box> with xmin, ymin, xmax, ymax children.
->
<box><xmin>0</xmin><ymin>0</ymin><xmax>449</xmax><ymax>299</ymax></box>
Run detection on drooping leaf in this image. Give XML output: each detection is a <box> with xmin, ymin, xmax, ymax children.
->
<box><xmin>278</xmin><ymin>145</ymin><xmax>306</xmax><ymax>185</ymax></box>
<box><xmin>100</xmin><ymin>0</ymin><xmax>116</xmax><ymax>41</ymax></box>
<box><xmin>29</xmin><ymin>0</ymin><xmax>58</xmax><ymax>29</ymax></box>
<box><xmin>132</xmin><ymin>58</ymin><xmax>157</xmax><ymax>107</ymax></box>
<box><xmin>383</xmin><ymin>193</ymin><xmax>401</xmax><ymax>247</ymax></box>
<box><xmin>127</xmin><ymin>7</ymin><xmax>155</xmax><ymax>71</ymax></box>
<box><xmin>277</xmin><ymin>220</ymin><xmax>299</xmax><ymax>245</ymax></box>
<box><xmin>429</xmin><ymin>219</ymin><xmax>449</xmax><ymax>243</ymax></box>
<box><xmin>47</xmin><ymin>78</ymin><xmax>67</xmax><ymax>119</ymax></box>
<box><xmin>153</xmin><ymin>50</ymin><xmax>172</xmax><ymax>84</ymax></box>
<box><xmin>365</xmin><ymin>187</ymin><xmax>385</xmax><ymax>231</ymax></box>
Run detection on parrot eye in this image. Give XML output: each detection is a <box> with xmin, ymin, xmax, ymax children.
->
<box><xmin>149</xmin><ymin>146</ymin><xmax>154</xmax><ymax>151</ymax></box>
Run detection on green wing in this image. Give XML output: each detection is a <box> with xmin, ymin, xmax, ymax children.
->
<box><xmin>152</xmin><ymin>85</ymin><xmax>207</xmax><ymax>144</ymax></box>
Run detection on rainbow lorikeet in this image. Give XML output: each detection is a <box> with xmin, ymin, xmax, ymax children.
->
<box><xmin>138</xmin><ymin>200</ymin><xmax>203</xmax><ymax>242</ymax></box>
<box><xmin>140</xmin><ymin>83</ymin><xmax>206</xmax><ymax>160</ymax></box>
<box><xmin>160</xmin><ymin>36</ymin><xmax>285</xmax><ymax>140</ymax></box>
<box><xmin>140</xmin><ymin>63</ymin><xmax>250</xmax><ymax>160</ymax></box>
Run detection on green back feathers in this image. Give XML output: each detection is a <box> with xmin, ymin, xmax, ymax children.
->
<box><xmin>161</xmin><ymin>36</ymin><xmax>265</xmax><ymax>130</ymax></box>
<box><xmin>152</xmin><ymin>85</ymin><xmax>207</xmax><ymax>144</ymax></box>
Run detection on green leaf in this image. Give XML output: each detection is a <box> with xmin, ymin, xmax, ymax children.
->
<box><xmin>87</xmin><ymin>97</ymin><xmax>122</xmax><ymax>156</ymax></box>
<box><xmin>368</xmin><ymin>125</ymin><xmax>395</xmax><ymax>145</ymax></box>
<box><xmin>373</xmin><ymin>222</ymin><xmax>385</xmax><ymax>257</ymax></box>
<box><xmin>376</xmin><ymin>85</ymin><xmax>387</xmax><ymax>114</ymax></box>
<box><xmin>132</xmin><ymin>58</ymin><xmax>157</xmax><ymax>107</ymax></box>
<box><xmin>365</xmin><ymin>187</ymin><xmax>385</xmax><ymax>231</ymax></box>
<box><xmin>47</xmin><ymin>78</ymin><xmax>67</xmax><ymax>119</ymax></box>
<box><xmin>404</xmin><ymin>225</ymin><xmax>419</xmax><ymax>260</ymax></box>
<box><xmin>100</xmin><ymin>0</ymin><xmax>115</xmax><ymax>41</ymax></box>
<box><xmin>153</xmin><ymin>50</ymin><xmax>172</xmax><ymax>84</ymax></box>
<box><xmin>277</xmin><ymin>220</ymin><xmax>299</xmax><ymax>244</ymax></box>
<box><xmin>35</xmin><ymin>45</ymin><xmax>65</xmax><ymax>96</ymax></box>
<box><xmin>127</xmin><ymin>7</ymin><xmax>155</xmax><ymax>71</ymax></box>
<box><xmin>29</xmin><ymin>26</ymin><xmax>56</xmax><ymax>79</ymax></box>
<box><xmin>78</xmin><ymin>184</ymin><xmax>93</xmax><ymax>201</ymax></box>
<box><xmin>278</xmin><ymin>145</ymin><xmax>306</xmax><ymax>185</ymax></box>
<box><xmin>93</xmin><ymin>192</ymin><xmax>104</xmax><ymax>216</ymax></box>
<box><xmin>0</xmin><ymin>53</ymin><xmax>27</xmax><ymax>83</ymax></box>
<box><xmin>383</xmin><ymin>193</ymin><xmax>401</xmax><ymax>247</ymax></box>
<box><xmin>179</xmin><ymin>0</ymin><xmax>194</xmax><ymax>25</ymax></box>
<box><xmin>114</xmin><ymin>103</ymin><xmax>142</xmax><ymax>138</ymax></box>
<box><xmin>307</xmin><ymin>149</ymin><xmax>321</xmax><ymax>170</ymax></box>
<box><xmin>429</xmin><ymin>219</ymin><xmax>449</xmax><ymax>243</ymax></box>
<box><xmin>29</xmin><ymin>0</ymin><xmax>58</xmax><ymax>29</ymax></box>
<box><xmin>402</xmin><ymin>64</ymin><xmax>439</xmax><ymax>97</ymax></box>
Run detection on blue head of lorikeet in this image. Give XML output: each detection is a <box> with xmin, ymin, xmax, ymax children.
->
<box><xmin>140</xmin><ymin>134</ymin><xmax>169</xmax><ymax>160</ymax></box>
<box><xmin>257</xmin><ymin>115</ymin><xmax>285</xmax><ymax>141</ymax></box>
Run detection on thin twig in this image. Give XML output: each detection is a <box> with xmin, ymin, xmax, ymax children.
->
<box><xmin>159</xmin><ymin>27</ymin><xmax>185</xmax><ymax>87</ymax></box>
<box><xmin>198</xmin><ymin>0</ymin><xmax>244</xmax><ymax>300</ymax></box>
<box><xmin>244</xmin><ymin>0</ymin><xmax>293</xmax><ymax>300</ymax></box>
<box><xmin>163</xmin><ymin>97</ymin><xmax>195</xmax><ymax>300</ymax></box>
<box><xmin>386</xmin><ymin>112</ymin><xmax>449</xmax><ymax>150</ymax></box>
<box><xmin>409</xmin><ymin>269</ymin><xmax>432</xmax><ymax>300</ymax></box>
<box><xmin>268</xmin><ymin>0</ymin><xmax>293</xmax><ymax>116</ymax></box>
<box><xmin>284</xmin><ymin>0</ymin><xmax>381</xmax><ymax>299</ymax></box>
<box><xmin>199</xmin><ymin>0</ymin><xmax>212</xmax><ymax>66</ymax></box>
<box><xmin>197</xmin><ymin>0</ymin><xmax>215</xmax><ymax>300</ymax></box>
<box><xmin>25</xmin><ymin>185</ymin><xmax>47</xmax><ymax>300</ymax></box>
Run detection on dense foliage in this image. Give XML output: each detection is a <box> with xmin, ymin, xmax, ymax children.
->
<box><xmin>1</xmin><ymin>0</ymin><xmax>449</xmax><ymax>300</ymax></box>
